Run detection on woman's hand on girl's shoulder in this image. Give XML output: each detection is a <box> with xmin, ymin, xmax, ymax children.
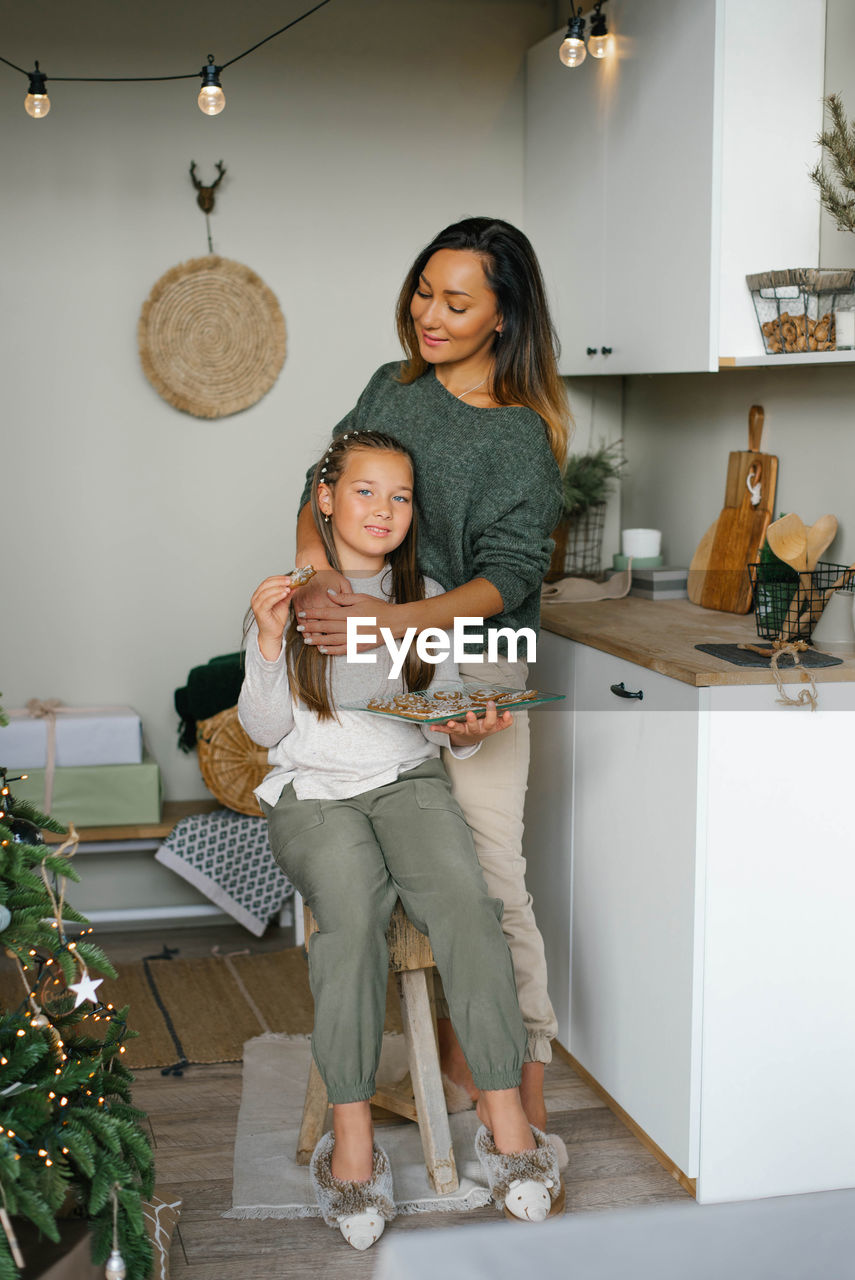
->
<box><xmin>296</xmin><ymin>582</ymin><xmax>389</xmax><ymax>656</ymax></box>
<box><xmin>250</xmin><ymin>576</ymin><xmax>295</xmax><ymax>660</ymax></box>
<box><xmin>429</xmin><ymin>701</ymin><xmax>513</xmax><ymax>748</ymax></box>
<box><xmin>290</xmin><ymin>568</ymin><xmax>352</xmax><ymax>617</ymax></box>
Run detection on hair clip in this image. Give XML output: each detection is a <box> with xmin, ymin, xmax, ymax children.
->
<box><xmin>320</xmin><ymin>466</ymin><xmax>327</xmax><ymax>473</ymax></box>
<box><xmin>343</xmin><ymin>434</ymin><xmax>348</xmax><ymax>440</ymax></box>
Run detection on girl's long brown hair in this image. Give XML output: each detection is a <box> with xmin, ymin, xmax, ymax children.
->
<box><xmin>395</xmin><ymin>217</ymin><xmax>571</xmax><ymax>467</ymax></box>
<box><xmin>286</xmin><ymin>432</ymin><xmax>433</xmax><ymax>721</ymax></box>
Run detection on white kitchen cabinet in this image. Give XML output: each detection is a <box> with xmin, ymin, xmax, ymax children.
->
<box><xmin>524</xmin><ymin>630</ymin><xmax>855</xmax><ymax>1202</ymax></box>
<box><xmin>524</xmin><ymin>0</ymin><xmax>827</xmax><ymax>374</ymax></box>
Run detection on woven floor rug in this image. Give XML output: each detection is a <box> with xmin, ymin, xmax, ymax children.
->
<box><xmin>224</xmin><ymin>1033</ymin><xmax>493</xmax><ymax>1219</ymax></box>
<box><xmin>98</xmin><ymin>946</ymin><xmax>401</xmax><ymax>1073</ymax></box>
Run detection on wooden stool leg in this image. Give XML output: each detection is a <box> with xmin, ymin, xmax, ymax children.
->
<box><xmin>397</xmin><ymin>969</ymin><xmax>459</xmax><ymax>1195</ymax></box>
<box><xmin>296</xmin><ymin>1056</ymin><xmax>328</xmax><ymax>1166</ymax></box>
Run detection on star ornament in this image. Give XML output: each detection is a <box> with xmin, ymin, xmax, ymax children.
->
<box><xmin>69</xmin><ymin>970</ymin><xmax>103</xmax><ymax>1008</ymax></box>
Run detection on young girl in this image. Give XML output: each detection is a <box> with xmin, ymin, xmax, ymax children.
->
<box><xmin>238</xmin><ymin>431</ymin><xmax>563</xmax><ymax>1250</ymax></box>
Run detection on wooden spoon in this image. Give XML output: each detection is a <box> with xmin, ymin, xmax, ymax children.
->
<box><xmin>766</xmin><ymin>513</ymin><xmax>808</xmax><ymax>572</ymax></box>
<box><xmin>779</xmin><ymin>514</ymin><xmax>840</xmax><ymax>639</ymax></box>
<box><xmin>805</xmin><ymin>513</ymin><xmax>838</xmax><ymax>567</ymax></box>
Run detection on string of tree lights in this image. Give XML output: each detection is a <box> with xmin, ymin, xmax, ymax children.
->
<box><xmin>0</xmin><ymin>0</ymin><xmax>331</xmax><ymax>119</ymax></box>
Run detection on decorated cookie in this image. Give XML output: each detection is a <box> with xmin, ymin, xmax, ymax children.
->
<box><xmin>288</xmin><ymin>565</ymin><xmax>317</xmax><ymax>587</ymax></box>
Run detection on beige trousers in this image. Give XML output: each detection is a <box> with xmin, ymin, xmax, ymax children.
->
<box><xmin>441</xmin><ymin>655</ymin><xmax>557</xmax><ymax>1064</ymax></box>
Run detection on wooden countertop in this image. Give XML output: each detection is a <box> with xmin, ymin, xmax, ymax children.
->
<box><xmin>540</xmin><ymin>596</ymin><xmax>855</xmax><ymax>687</ymax></box>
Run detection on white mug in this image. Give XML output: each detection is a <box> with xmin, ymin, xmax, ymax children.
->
<box><xmin>811</xmin><ymin>590</ymin><xmax>855</xmax><ymax>645</ymax></box>
<box><xmin>622</xmin><ymin>528</ymin><xmax>662</xmax><ymax>559</ymax></box>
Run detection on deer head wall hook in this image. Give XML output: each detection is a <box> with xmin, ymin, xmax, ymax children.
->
<box><xmin>189</xmin><ymin>160</ymin><xmax>226</xmax><ymax>214</ymax></box>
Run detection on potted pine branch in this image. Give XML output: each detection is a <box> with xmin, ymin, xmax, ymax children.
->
<box><xmin>810</xmin><ymin>92</ymin><xmax>855</xmax><ymax>232</ymax></box>
<box><xmin>547</xmin><ymin>440</ymin><xmax>626</xmax><ymax>580</ymax></box>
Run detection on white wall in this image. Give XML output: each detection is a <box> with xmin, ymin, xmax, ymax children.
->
<box><xmin>1</xmin><ymin>0</ymin><xmax>556</xmax><ymax>798</ymax></box>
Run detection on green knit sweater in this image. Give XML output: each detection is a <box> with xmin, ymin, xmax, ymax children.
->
<box><xmin>300</xmin><ymin>363</ymin><xmax>563</xmax><ymax>649</ymax></box>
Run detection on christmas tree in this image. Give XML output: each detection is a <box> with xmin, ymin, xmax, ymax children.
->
<box><xmin>0</xmin><ymin>736</ymin><xmax>155</xmax><ymax>1279</ymax></box>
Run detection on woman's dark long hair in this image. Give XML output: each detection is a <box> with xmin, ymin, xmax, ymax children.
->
<box><xmin>395</xmin><ymin>216</ymin><xmax>571</xmax><ymax>466</ymax></box>
<box><xmin>285</xmin><ymin>431</ymin><xmax>432</xmax><ymax>720</ymax></box>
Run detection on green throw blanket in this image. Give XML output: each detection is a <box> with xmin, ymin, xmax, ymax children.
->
<box><xmin>174</xmin><ymin>652</ymin><xmax>245</xmax><ymax>751</ymax></box>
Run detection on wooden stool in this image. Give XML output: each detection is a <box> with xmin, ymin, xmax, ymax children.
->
<box><xmin>295</xmin><ymin>898</ymin><xmax>460</xmax><ymax>1195</ymax></box>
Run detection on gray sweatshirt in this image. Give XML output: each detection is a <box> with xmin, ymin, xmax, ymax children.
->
<box><xmin>238</xmin><ymin>567</ymin><xmax>477</xmax><ymax>804</ymax></box>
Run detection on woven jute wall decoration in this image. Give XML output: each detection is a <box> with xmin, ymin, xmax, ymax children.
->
<box><xmin>138</xmin><ymin>255</ymin><xmax>286</xmax><ymax>418</ymax></box>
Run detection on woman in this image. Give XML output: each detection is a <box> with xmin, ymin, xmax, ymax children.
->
<box><xmin>291</xmin><ymin>216</ymin><xmax>570</xmax><ymax>1132</ymax></box>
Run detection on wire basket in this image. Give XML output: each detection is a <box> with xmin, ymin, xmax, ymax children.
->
<box><xmin>748</xmin><ymin>561</ymin><xmax>855</xmax><ymax>641</ymax></box>
<box><xmin>546</xmin><ymin>503</ymin><xmax>607</xmax><ymax>580</ymax></box>
<box><xmin>746</xmin><ymin>268</ymin><xmax>855</xmax><ymax>354</ymax></box>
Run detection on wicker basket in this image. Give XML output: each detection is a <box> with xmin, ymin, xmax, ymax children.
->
<box><xmin>196</xmin><ymin>705</ymin><xmax>269</xmax><ymax>816</ymax></box>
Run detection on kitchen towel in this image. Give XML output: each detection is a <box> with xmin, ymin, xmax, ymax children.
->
<box><xmin>541</xmin><ymin>568</ymin><xmax>632</xmax><ymax>605</ymax></box>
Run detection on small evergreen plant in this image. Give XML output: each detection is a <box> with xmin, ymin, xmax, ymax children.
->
<box><xmin>561</xmin><ymin>440</ymin><xmax>626</xmax><ymax>517</ymax></box>
<box><xmin>0</xmin><ymin>733</ymin><xmax>154</xmax><ymax>1280</ymax></box>
<box><xmin>810</xmin><ymin>92</ymin><xmax>855</xmax><ymax>233</ymax></box>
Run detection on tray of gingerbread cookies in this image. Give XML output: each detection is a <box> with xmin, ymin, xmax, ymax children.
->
<box><xmin>342</xmin><ymin>680</ymin><xmax>565</xmax><ymax>724</ymax></box>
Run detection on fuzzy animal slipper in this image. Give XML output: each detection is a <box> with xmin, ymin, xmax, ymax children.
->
<box><xmin>442</xmin><ymin>1072</ymin><xmax>477</xmax><ymax>1114</ymax></box>
<box><xmin>309</xmin><ymin>1132</ymin><xmax>396</xmax><ymax>1250</ymax></box>
<box><xmin>546</xmin><ymin>1131</ymin><xmax>569</xmax><ymax>1171</ymax></box>
<box><xmin>475</xmin><ymin>1125</ymin><xmax>565</xmax><ymax>1222</ymax></box>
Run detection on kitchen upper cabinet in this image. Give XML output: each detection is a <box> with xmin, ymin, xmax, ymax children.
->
<box><xmin>524</xmin><ymin>0</ymin><xmax>827</xmax><ymax>375</ymax></box>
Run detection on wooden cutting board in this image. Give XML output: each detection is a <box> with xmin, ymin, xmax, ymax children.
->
<box><xmin>696</xmin><ymin>405</ymin><xmax>779</xmax><ymax>614</ymax></box>
<box><xmin>687</xmin><ymin>520</ymin><xmax>717</xmax><ymax>604</ymax></box>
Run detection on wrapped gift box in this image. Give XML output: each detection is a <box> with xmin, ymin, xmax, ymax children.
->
<box><xmin>2</xmin><ymin>705</ymin><xmax>143</xmax><ymax>769</ymax></box>
<box><xmin>11</xmin><ymin>750</ymin><xmax>162</xmax><ymax>827</ymax></box>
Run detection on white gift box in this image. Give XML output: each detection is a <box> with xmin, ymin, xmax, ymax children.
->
<box><xmin>2</xmin><ymin>705</ymin><xmax>143</xmax><ymax>769</ymax></box>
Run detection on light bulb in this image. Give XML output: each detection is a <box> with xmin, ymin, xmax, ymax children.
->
<box><xmin>25</xmin><ymin>93</ymin><xmax>51</xmax><ymax>118</ymax></box>
<box><xmin>198</xmin><ymin>84</ymin><xmax>225</xmax><ymax>115</ymax></box>
<box><xmin>25</xmin><ymin>62</ymin><xmax>50</xmax><ymax>118</ymax></box>
<box><xmin>587</xmin><ymin>6</ymin><xmax>611</xmax><ymax>59</ymax></box>
<box><xmin>559</xmin><ymin>16</ymin><xmax>587</xmax><ymax>68</ymax></box>
<box><xmin>198</xmin><ymin>56</ymin><xmax>225</xmax><ymax>116</ymax></box>
<box><xmin>559</xmin><ymin>37</ymin><xmax>586</xmax><ymax>67</ymax></box>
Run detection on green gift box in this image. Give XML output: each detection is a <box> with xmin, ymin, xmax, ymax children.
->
<box><xmin>11</xmin><ymin>750</ymin><xmax>162</xmax><ymax>827</ymax></box>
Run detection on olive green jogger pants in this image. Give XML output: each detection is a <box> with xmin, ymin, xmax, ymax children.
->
<box><xmin>263</xmin><ymin>758</ymin><xmax>527</xmax><ymax>1104</ymax></box>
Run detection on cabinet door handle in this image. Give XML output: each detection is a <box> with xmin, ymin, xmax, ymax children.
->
<box><xmin>610</xmin><ymin>681</ymin><xmax>643</xmax><ymax>701</ymax></box>
<box><xmin>601</xmin><ymin>346</ymin><xmax>613</xmax><ymax>356</ymax></box>
<box><xmin>586</xmin><ymin>346</ymin><xmax>597</xmax><ymax>356</ymax></box>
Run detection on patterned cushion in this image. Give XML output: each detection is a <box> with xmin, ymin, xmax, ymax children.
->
<box><xmin>155</xmin><ymin>809</ymin><xmax>292</xmax><ymax>937</ymax></box>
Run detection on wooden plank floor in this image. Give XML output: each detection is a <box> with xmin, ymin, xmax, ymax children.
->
<box><xmin>97</xmin><ymin>923</ymin><xmax>691</xmax><ymax>1278</ymax></box>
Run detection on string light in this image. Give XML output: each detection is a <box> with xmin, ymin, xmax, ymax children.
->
<box><xmin>587</xmin><ymin>1</ymin><xmax>612</xmax><ymax>59</ymax></box>
<box><xmin>559</xmin><ymin>2</ymin><xmax>613</xmax><ymax>67</ymax></box>
<box><xmin>0</xmin><ymin>0</ymin><xmax>331</xmax><ymax>120</ymax></box>
<box><xmin>197</xmin><ymin>56</ymin><xmax>224</xmax><ymax>115</ymax></box>
<box><xmin>24</xmin><ymin>62</ymin><xmax>49</xmax><ymax>116</ymax></box>
<box><xmin>559</xmin><ymin>7</ymin><xmax>587</xmax><ymax>67</ymax></box>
